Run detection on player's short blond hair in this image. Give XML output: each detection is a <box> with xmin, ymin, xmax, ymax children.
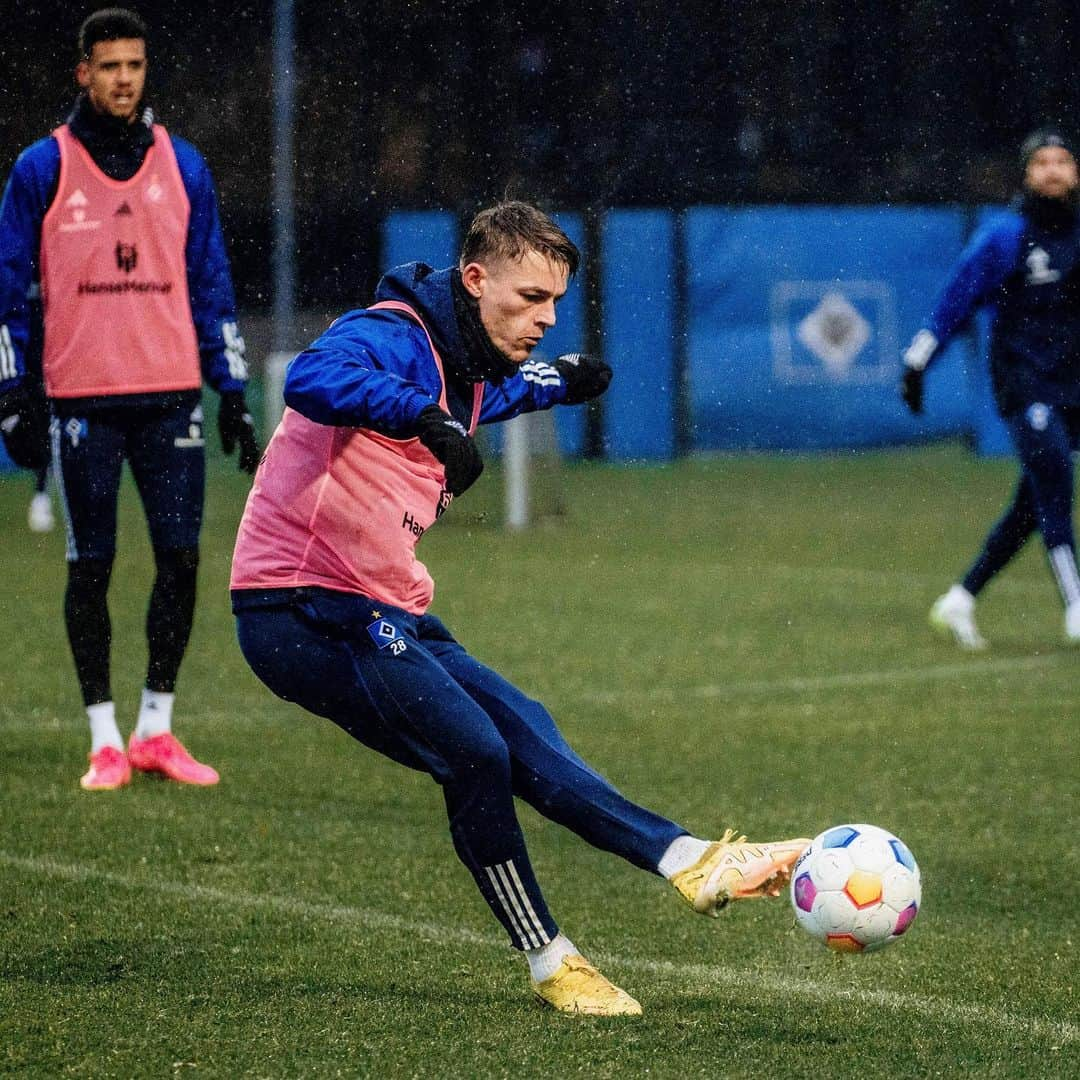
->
<box><xmin>460</xmin><ymin>201</ymin><xmax>579</xmax><ymax>277</ymax></box>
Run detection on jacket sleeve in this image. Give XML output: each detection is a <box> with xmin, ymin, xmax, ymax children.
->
<box><xmin>904</xmin><ymin>213</ymin><xmax>1023</xmax><ymax>370</ymax></box>
<box><xmin>0</xmin><ymin>144</ymin><xmax>56</xmax><ymax>393</ymax></box>
<box><xmin>174</xmin><ymin>137</ymin><xmax>247</xmax><ymax>394</ymax></box>
<box><xmin>477</xmin><ymin>355</ymin><xmax>573</xmax><ymax>424</ymax></box>
<box><xmin>283</xmin><ymin>314</ymin><xmax>442</xmax><ymax>436</ymax></box>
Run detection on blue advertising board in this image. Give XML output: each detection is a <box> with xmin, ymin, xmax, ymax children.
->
<box><xmin>381</xmin><ymin>210</ymin><xmax>458</xmax><ymax>275</ymax></box>
<box><xmin>684</xmin><ymin>206</ymin><xmax>973</xmax><ymax>450</ymax></box>
<box><xmin>601</xmin><ymin>209</ymin><xmax>677</xmax><ymax>460</ymax></box>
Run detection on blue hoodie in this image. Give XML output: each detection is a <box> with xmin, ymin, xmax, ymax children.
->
<box><xmin>912</xmin><ymin>198</ymin><xmax>1080</xmax><ymax>414</ymax></box>
<box><xmin>283</xmin><ymin>263</ymin><xmax>574</xmax><ymax>435</ymax></box>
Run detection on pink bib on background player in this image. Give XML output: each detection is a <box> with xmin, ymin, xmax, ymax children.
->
<box><xmin>230</xmin><ymin>301</ymin><xmax>484</xmax><ymax>614</ymax></box>
<box><xmin>39</xmin><ymin>124</ymin><xmax>201</xmax><ymax>399</ymax></box>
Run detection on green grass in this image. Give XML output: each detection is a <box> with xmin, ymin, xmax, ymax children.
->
<box><xmin>1</xmin><ymin>440</ymin><xmax>1077</xmax><ymax>1078</ymax></box>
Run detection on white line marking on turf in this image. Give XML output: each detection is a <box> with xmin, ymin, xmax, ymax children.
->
<box><xmin>776</xmin><ymin>563</ymin><xmax>1047</xmax><ymax>596</ymax></box>
<box><xmin>3</xmin><ymin>851</ymin><xmax>1075</xmax><ymax>1048</ymax></box>
<box><xmin>640</xmin><ymin>560</ymin><xmax>1049</xmax><ymax>598</ymax></box>
<box><xmin>3</xmin><ymin>654</ymin><xmax>1074</xmax><ymax>736</ymax></box>
<box><xmin>584</xmin><ymin>652</ymin><xmax>1074</xmax><ymax>704</ymax></box>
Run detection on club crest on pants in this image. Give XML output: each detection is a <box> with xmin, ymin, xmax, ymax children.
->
<box><xmin>367</xmin><ymin>617</ymin><xmax>407</xmax><ymax>655</ymax></box>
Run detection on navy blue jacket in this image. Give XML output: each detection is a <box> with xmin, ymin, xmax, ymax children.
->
<box><xmin>284</xmin><ymin>263</ymin><xmax>573</xmax><ymax>433</ymax></box>
<box><xmin>0</xmin><ymin>108</ymin><xmax>245</xmax><ymax>402</ymax></box>
<box><xmin>911</xmin><ymin>196</ymin><xmax>1080</xmax><ymax>415</ymax></box>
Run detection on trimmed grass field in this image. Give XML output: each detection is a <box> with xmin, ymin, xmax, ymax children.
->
<box><xmin>1</xmin><ymin>440</ymin><xmax>1077</xmax><ymax>1078</ymax></box>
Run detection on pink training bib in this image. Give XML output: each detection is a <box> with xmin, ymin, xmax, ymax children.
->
<box><xmin>230</xmin><ymin>301</ymin><xmax>484</xmax><ymax>614</ymax></box>
<box><xmin>40</xmin><ymin>124</ymin><xmax>201</xmax><ymax>398</ymax></box>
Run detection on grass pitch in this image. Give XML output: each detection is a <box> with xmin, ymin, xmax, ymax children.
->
<box><xmin>1</xmin><ymin>438</ymin><xmax>1077</xmax><ymax>1078</ymax></box>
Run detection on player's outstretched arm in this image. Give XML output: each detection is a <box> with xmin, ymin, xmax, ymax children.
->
<box><xmin>479</xmin><ymin>352</ymin><xmax>613</xmax><ymax>423</ymax></box>
<box><xmin>899</xmin><ymin>213</ymin><xmax>1022</xmax><ymax>415</ymax></box>
<box><xmin>553</xmin><ymin>353</ymin><xmax>612</xmax><ymax>404</ymax></box>
<box><xmin>283</xmin><ymin>312</ymin><xmax>443</xmax><ymax>437</ymax></box>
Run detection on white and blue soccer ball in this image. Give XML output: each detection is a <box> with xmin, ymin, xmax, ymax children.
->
<box><xmin>790</xmin><ymin>824</ymin><xmax>921</xmax><ymax>952</ymax></box>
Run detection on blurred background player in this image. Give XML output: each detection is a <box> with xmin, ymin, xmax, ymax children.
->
<box><xmin>0</xmin><ymin>8</ymin><xmax>259</xmax><ymax>789</ymax></box>
<box><xmin>901</xmin><ymin>127</ymin><xmax>1080</xmax><ymax>648</ymax></box>
<box><xmin>230</xmin><ymin>201</ymin><xmax>809</xmax><ymax>1016</ymax></box>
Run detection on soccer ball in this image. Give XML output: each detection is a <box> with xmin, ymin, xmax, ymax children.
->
<box><xmin>790</xmin><ymin>824</ymin><xmax>921</xmax><ymax>952</ymax></box>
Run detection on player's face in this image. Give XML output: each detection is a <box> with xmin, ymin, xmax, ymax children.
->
<box><xmin>462</xmin><ymin>250</ymin><xmax>569</xmax><ymax>364</ymax></box>
<box><xmin>77</xmin><ymin>38</ymin><xmax>147</xmax><ymax>122</ymax></box>
<box><xmin>1024</xmin><ymin>146</ymin><xmax>1079</xmax><ymax>200</ymax></box>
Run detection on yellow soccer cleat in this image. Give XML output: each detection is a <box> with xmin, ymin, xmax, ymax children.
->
<box><xmin>531</xmin><ymin>955</ymin><xmax>643</xmax><ymax>1017</ymax></box>
<box><xmin>671</xmin><ymin>829</ymin><xmax>811</xmax><ymax>917</ymax></box>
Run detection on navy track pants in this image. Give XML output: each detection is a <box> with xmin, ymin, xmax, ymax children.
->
<box><xmin>962</xmin><ymin>403</ymin><xmax>1080</xmax><ymax>599</ymax></box>
<box><xmin>234</xmin><ymin>586</ymin><xmax>686</xmax><ymax>949</ymax></box>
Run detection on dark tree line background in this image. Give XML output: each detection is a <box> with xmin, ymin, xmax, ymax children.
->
<box><xmin>4</xmin><ymin>0</ymin><xmax>1080</xmax><ymax>310</ymax></box>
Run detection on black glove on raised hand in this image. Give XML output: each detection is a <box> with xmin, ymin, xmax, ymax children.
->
<box><xmin>553</xmin><ymin>353</ymin><xmax>613</xmax><ymax>405</ymax></box>
<box><xmin>899</xmin><ymin>367</ymin><xmax>924</xmax><ymax>415</ymax></box>
<box><xmin>218</xmin><ymin>390</ymin><xmax>260</xmax><ymax>474</ymax></box>
<box><xmin>415</xmin><ymin>404</ymin><xmax>484</xmax><ymax>496</ymax></box>
<box><xmin>0</xmin><ymin>383</ymin><xmax>51</xmax><ymax>470</ymax></box>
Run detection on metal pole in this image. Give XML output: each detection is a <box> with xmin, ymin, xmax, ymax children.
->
<box><xmin>271</xmin><ymin>0</ymin><xmax>296</xmax><ymax>355</ymax></box>
<box><xmin>504</xmin><ymin>414</ymin><xmax>530</xmax><ymax>530</ymax></box>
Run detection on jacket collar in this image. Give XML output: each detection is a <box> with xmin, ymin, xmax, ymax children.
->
<box><xmin>69</xmin><ymin>92</ymin><xmax>154</xmax><ymax>149</ymax></box>
<box><xmin>1017</xmin><ymin>189</ymin><xmax>1080</xmax><ymax>233</ymax></box>
<box><xmin>67</xmin><ymin>93</ymin><xmax>155</xmax><ymax>180</ymax></box>
<box><xmin>373</xmin><ymin>262</ymin><xmax>518</xmax><ymax>384</ymax></box>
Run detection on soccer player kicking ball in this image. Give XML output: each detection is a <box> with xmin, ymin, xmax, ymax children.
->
<box><xmin>230</xmin><ymin>201</ymin><xmax>808</xmax><ymax>1016</ymax></box>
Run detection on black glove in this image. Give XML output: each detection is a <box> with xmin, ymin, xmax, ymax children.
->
<box><xmin>553</xmin><ymin>353</ymin><xmax>612</xmax><ymax>404</ymax></box>
<box><xmin>0</xmin><ymin>383</ymin><xmax>51</xmax><ymax>470</ymax></box>
<box><xmin>415</xmin><ymin>404</ymin><xmax>484</xmax><ymax>496</ymax></box>
<box><xmin>218</xmin><ymin>391</ymin><xmax>260</xmax><ymax>474</ymax></box>
<box><xmin>899</xmin><ymin>367</ymin><xmax>924</xmax><ymax>415</ymax></box>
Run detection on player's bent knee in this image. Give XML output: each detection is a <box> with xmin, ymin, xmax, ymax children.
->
<box><xmin>462</xmin><ymin>734</ymin><xmax>513</xmax><ymax>784</ymax></box>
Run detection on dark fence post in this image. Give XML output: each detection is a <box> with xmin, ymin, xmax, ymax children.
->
<box><xmin>672</xmin><ymin>207</ymin><xmax>692</xmax><ymax>457</ymax></box>
<box><xmin>583</xmin><ymin>204</ymin><xmax>605</xmax><ymax>458</ymax></box>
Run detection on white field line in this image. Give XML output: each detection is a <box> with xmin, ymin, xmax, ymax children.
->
<box><xmin>584</xmin><ymin>652</ymin><xmax>1074</xmax><ymax>704</ymax></box>
<box><xmin>0</xmin><ymin>653</ymin><xmax>1072</xmax><ymax>735</ymax></box>
<box><xmin>2</xmin><ymin>851</ymin><xmax>1075</xmax><ymax>1049</ymax></box>
<box><xmin>0</xmin><ymin>563</ymin><xmax>1060</xmax><ymax>734</ymax></box>
<box><xmin>645</xmin><ymin>560</ymin><xmax>1051</xmax><ymax>598</ymax></box>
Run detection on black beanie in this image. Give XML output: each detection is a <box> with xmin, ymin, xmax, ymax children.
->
<box><xmin>1020</xmin><ymin>127</ymin><xmax>1075</xmax><ymax>167</ymax></box>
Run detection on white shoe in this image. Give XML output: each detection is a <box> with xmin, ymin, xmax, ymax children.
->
<box><xmin>929</xmin><ymin>585</ymin><xmax>987</xmax><ymax>650</ymax></box>
<box><xmin>1066</xmin><ymin>603</ymin><xmax>1080</xmax><ymax>644</ymax></box>
<box><xmin>28</xmin><ymin>492</ymin><xmax>55</xmax><ymax>533</ymax></box>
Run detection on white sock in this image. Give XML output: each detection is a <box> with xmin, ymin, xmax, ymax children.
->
<box><xmin>135</xmin><ymin>689</ymin><xmax>174</xmax><ymax>740</ymax></box>
<box><xmin>1048</xmin><ymin>545</ymin><xmax>1080</xmax><ymax>607</ymax></box>
<box><xmin>525</xmin><ymin>933</ymin><xmax>578</xmax><ymax>983</ymax></box>
<box><xmin>657</xmin><ymin>834</ymin><xmax>712</xmax><ymax>879</ymax></box>
<box><xmin>87</xmin><ymin>701</ymin><xmax>123</xmax><ymax>754</ymax></box>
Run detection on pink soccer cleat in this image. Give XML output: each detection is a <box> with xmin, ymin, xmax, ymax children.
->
<box><xmin>80</xmin><ymin>745</ymin><xmax>132</xmax><ymax>791</ymax></box>
<box><xmin>127</xmin><ymin>732</ymin><xmax>220</xmax><ymax>786</ymax></box>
